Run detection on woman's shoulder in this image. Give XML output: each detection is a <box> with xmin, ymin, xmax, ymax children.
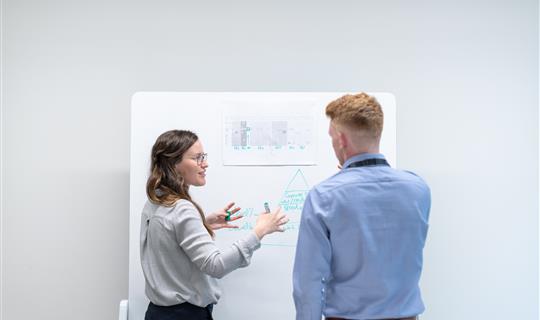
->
<box><xmin>168</xmin><ymin>199</ymin><xmax>200</xmax><ymax>219</ymax></box>
<box><xmin>166</xmin><ymin>200</ymin><xmax>203</xmax><ymax>231</ymax></box>
<box><xmin>172</xmin><ymin>199</ymin><xmax>196</xmax><ymax>209</ymax></box>
<box><xmin>147</xmin><ymin>199</ymin><xmax>198</xmax><ymax>218</ymax></box>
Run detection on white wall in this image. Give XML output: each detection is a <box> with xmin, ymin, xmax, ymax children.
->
<box><xmin>1</xmin><ymin>1</ymin><xmax>538</xmax><ymax>320</ymax></box>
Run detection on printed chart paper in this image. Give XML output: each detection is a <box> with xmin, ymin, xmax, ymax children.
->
<box><xmin>223</xmin><ymin>101</ymin><xmax>317</xmax><ymax>166</ymax></box>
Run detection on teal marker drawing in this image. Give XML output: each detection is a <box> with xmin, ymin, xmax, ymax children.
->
<box><xmin>225</xmin><ymin>210</ymin><xmax>232</xmax><ymax>221</ymax></box>
<box><xmin>264</xmin><ymin>202</ymin><xmax>271</xmax><ymax>214</ymax></box>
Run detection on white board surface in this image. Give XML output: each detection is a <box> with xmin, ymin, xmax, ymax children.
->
<box><xmin>129</xmin><ymin>92</ymin><xmax>396</xmax><ymax>320</ymax></box>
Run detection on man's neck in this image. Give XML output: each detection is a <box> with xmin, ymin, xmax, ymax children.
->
<box><xmin>345</xmin><ymin>146</ymin><xmax>380</xmax><ymax>160</ymax></box>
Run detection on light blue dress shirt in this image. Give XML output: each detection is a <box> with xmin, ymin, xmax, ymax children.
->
<box><xmin>293</xmin><ymin>153</ymin><xmax>431</xmax><ymax>320</ymax></box>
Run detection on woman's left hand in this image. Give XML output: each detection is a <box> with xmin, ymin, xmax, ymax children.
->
<box><xmin>206</xmin><ymin>202</ymin><xmax>243</xmax><ymax>230</ymax></box>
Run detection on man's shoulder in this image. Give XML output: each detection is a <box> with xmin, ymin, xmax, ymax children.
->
<box><xmin>310</xmin><ymin>170</ymin><xmax>350</xmax><ymax>195</ymax></box>
<box><xmin>397</xmin><ymin>169</ymin><xmax>430</xmax><ymax>187</ymax></box>
<box><xmin>312</xmin><ymin>167</ymin><xmax>429</xmax><ymax>193</ymax></box>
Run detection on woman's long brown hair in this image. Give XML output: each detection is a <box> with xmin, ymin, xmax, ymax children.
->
<box><xmin>146</xmin><ymin>130</ymin><xmax>214</xmax><ymax>237</ymax></box>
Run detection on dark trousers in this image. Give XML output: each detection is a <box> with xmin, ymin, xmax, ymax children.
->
<box><xmin>145</xmin><ymin>302</ymin><xmax>214</xmax><ymax>320</ymax></box>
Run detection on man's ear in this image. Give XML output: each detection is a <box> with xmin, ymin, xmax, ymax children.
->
<box><xmin>338</xmin><ymin>130</ymin><xmax>348</xmax><ymax>150</ymax></box>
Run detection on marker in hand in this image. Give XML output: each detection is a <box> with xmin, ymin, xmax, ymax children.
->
<box><xmin>225</xmin><ymin>210</ymin><xmax>232</xmax><ymax>221</ymax></box>
<box><xmin>253</xmin><ymin>203</ymin><xmax>288</xmax><ymax>240</ymax></box>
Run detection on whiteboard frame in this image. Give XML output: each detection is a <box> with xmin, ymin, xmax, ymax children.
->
<box><xmin>129</xmin><ymin>92</ymin><xmax>396</xmax><ymax>320</ymax></box>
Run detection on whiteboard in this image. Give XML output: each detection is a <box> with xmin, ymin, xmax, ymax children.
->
<box><xmin>129</xmin><ymin>92</ymin><xmax>396</xmax><ymax>320</ymax></box>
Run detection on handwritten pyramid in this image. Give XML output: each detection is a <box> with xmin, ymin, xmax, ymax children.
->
<box><xmin>279</xmin><ymin>169</ymin><xmax>310</xmax><ymax>212</ymax></box>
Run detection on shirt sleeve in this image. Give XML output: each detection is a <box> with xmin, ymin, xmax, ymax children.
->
<box><xmin>172</xmin><ymin>201</ymin><xmax>261</xmax><ymax>279</ymax></box>
<box><xmin>293</xmin><ymin>189</ymin><xmax>332</xmax><ymax>320</ymax></box>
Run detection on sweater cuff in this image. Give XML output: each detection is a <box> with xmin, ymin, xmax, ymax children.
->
<box><xmin>245</xmin><ymin>231</ymin><xmax>261</xmax><ymax>252</ymax></box>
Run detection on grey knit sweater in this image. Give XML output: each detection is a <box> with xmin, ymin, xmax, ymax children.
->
<box><xmin>140</xmin><ymin>199</ymin><xmax>261</xmax><ymax>307</ymax></box>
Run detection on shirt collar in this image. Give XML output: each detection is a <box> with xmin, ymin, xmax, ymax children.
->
<box><xmin>342</xmin><ymin>153</ymin><xmax>386</xmax><ymax>169</ymax></box>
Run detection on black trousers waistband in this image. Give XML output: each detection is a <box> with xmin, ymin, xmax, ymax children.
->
<box><xmin>145</xmin><ymin>301</ymin><xmax>213</xmax><ymax>320</ymax></box>
<box><xmin>326</xmin><ymin>317</ymin><xmax>417</xmax><ymax>320</ymax></box>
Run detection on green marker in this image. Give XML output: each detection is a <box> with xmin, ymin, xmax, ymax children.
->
<box><xmin>225</xmin><ymin>210</ymin><xmax>232</xmax><ymax>221</ymax></box>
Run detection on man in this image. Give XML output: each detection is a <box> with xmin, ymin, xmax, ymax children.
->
<box><xmin>293</xmin><ymin>93</ymin><xmax>430</xmax><ymax>320</ymax></box>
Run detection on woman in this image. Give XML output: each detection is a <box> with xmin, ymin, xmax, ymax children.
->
<box><xmin>141</xmin><ymin>130</ymin><xmax>288</xmax><ymax>320</ymax></box>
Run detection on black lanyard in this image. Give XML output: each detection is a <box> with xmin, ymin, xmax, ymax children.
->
<box><xmin>346</xmin><ymin>158</ymin><xmax>389</xmax><ymax>169</ymax></box>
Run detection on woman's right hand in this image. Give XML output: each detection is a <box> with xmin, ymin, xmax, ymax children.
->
<box><xmin>253</xmin><ymin>207</ymin><xmax>289</xmax><ymax>240</ymax></box>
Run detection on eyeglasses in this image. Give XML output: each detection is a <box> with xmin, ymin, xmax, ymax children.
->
<box><xmin>193</xmin><ymin>153</ymin><xmax>208</xmax><ymax>165</ymax></box>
